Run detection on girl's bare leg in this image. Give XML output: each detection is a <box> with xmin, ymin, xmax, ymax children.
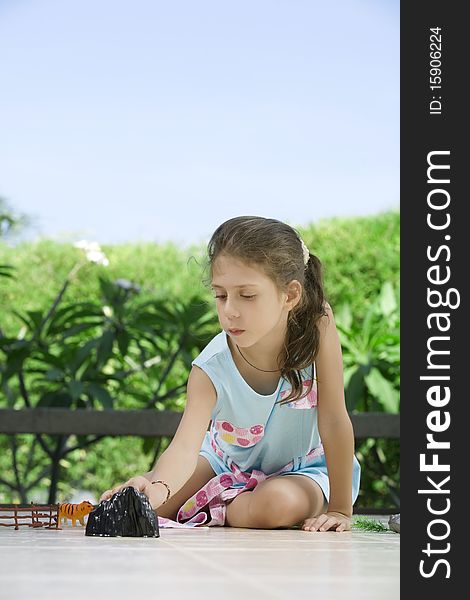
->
<box><xmin>225</xmin><ymin>474</ymin><xmax>326</xmax><ymax>529</ymax></box>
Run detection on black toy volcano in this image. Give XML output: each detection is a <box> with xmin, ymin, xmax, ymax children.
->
<box><xmin>85</xmin><ymin>486</ymin><xmax>160</xmax><ymax>537</ymax></box>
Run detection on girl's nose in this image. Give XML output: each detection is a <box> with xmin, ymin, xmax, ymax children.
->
<box><xmin>223</xmin><ymin>298</ymin><xmax>240</xmax><ymax>319</ymax></box>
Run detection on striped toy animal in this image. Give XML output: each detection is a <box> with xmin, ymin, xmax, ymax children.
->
<box><xmin>58</xmin><ymin>500</ymin><xmax>95</xmax><ymax>527</ymax></box>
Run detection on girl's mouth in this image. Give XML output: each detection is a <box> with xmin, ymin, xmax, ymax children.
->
<box><xmin>228</xmin><ymin>329</ymin><xmax>245</xmax><ymax>336</ymax></box>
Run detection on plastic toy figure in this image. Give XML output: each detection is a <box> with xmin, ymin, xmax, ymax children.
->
<box><xmin>58</xmin><ymin>500</ymin><xmax>95</xmax><ymax>527</ymax></box>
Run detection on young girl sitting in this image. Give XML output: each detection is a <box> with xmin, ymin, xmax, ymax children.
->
<box><xmin>99</xmin><ymin>215</ymin><xmax>361</xmax><ymax>532</ymax></box>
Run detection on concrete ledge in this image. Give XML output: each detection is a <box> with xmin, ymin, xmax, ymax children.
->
<box><xmin>0</xmin><ymin>408</ymin><xmax>399</xmax><ymax>438</ymax></box>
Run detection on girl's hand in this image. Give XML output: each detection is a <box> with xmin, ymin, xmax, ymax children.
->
<box><xmin>99</xmin><ymin>475</ymin><xmax>166</xmax><ymax>510</ymax></box>
<box><xmin>301</xmin><ymin>511</ymin><xmax>351</xmax><ymax>532</ymax></box>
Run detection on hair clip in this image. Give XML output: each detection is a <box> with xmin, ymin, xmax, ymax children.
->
<box><xmin>300</xmin><ymin>238</ymin><xmax>310</xmax><ymax>266</ymax></box>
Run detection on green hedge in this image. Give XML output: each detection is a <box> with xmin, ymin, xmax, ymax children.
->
<box><xmin>0</xmin><ymin>211</ymin><xmax>399</xmax><ymax>334</ymax></box>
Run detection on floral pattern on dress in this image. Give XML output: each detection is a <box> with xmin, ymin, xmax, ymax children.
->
<box><xmin>280</xmin><ymin>379</ymin><xmax>318</xmax><ymax>409</ymax></box>
<box><xmin>214</xmin><ymin>419</ymin><xmax>265</xmax><ymax>447</ymax></box>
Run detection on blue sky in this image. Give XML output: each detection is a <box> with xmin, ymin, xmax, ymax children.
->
<box><xmin>0</xmin><ymin>0</ymin><xmax>399</xmax><ymax>249</ymax></box>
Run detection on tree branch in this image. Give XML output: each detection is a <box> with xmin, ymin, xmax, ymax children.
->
<box><xmin>0</xmin><ymin>476</ymin><xmax>17</xmax><ymax>491</ymax></box>
<box><xmin>62</xmin><ymin>434</ymin><xmax>106</xmax><ymax>456</ymax></box>
<box><xmin>9</xmin><ymin>435</ymin><xmax>27</xmax><ymax>502</ymax></box>
<box><xmin>25</xmin><ymin>464</ymin><xmax>54</xmax><ymax>493</ymax></box>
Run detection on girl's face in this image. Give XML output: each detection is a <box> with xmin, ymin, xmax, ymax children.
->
<box><xmin>211</xmin><ymin>255</ymin><xmax>299</xmax><ymax>348</ymax></box>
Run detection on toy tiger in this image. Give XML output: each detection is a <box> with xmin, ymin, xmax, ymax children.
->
<box><xmin>58</xmin><ymin>500</ymin><xmax>95</xmax><ymax>527</ymax></box>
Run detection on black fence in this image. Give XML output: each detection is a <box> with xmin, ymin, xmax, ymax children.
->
<box><xmin>0</xmin><ymin>408</ymin><xmax>399</xmax><ymax>437</ymax></box>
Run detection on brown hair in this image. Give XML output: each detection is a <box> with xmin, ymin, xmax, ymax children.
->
<box><xmin>201</xmin><ymin>216</ymin><xmax>328</xmax><ymax>405</ymax></box>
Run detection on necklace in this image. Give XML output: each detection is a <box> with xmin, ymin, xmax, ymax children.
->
<box><xmin>235</xmin><ymin>343</ymin><xmax>281</xmax><ymax>372</ymax></box>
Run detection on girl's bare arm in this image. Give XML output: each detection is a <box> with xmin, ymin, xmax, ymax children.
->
<box><xmin>316</xmin><ymin>303</ymin><xmax>355</xmax><ymax>517</ymax></box>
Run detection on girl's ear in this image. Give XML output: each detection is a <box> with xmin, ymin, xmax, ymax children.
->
<box><xmin>285</xmin><ymin>279</ymin><xmax>302</xmax><ymax>310</ymax></box>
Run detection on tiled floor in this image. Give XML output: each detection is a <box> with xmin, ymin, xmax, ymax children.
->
<box><xmin>0</xmin><ymin>518</ymin><xmax>399</xmax><ymax>600</ymax></box>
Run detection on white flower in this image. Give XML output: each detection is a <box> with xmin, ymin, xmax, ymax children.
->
<box><xmin>74</xmin><ymin>240</ymin><xmax>109</xmax><ymax>266</ymax></box>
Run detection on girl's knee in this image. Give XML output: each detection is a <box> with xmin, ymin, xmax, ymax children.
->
<box><xmin>249</xmin><ymin>477</ymin><xmax>324</xmax><ymax>528</ymax></box>
<box><xmin>249</xmin><ymin>488</ymin><xmax>300</xmax><ymax>528</ymax></box>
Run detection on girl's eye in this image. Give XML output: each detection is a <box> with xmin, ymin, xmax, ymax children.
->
<box><xmin>213</xmin><ymin>295</ymin><xmax>256</xmax><ymax>300</ymax></box>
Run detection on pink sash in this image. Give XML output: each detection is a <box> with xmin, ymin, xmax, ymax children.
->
<box><xmin>158</xmin><ymin>429</ymin><xmax>324</xmax><ymax>528</ymax></box>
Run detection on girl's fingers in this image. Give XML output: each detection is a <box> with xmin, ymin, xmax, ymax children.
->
<box><xmin>304</xmin><ymin>517</ymin><xmax>340</xmax><ymax>532</ymax></box>
<box><xmin>100</xmin><ymin>484</ymin><xmax>124</xmax><ymax>502</ymax></box>
<box><xmin>317</xmin><ymin>515</ymin><xmax>331</xmax><ymax>528</ymax></box>
<box><xmin>113</xmin><ymin>481</ymin><xmax>132</xmax><ymax>494</ymax></box>
<box><xmin>319</xmin><ymin>518</ymin><xmax>336</xmax><ymax>531</ymax></box>
<box><xmin>99</xmin><ymin>477</ymin><xmax>150</xmax><ymax>503</ymax></box>
<box><xmin>99</xmin><ymin>490</ymin><xmax>113</xmax><ymax>502</ymax></box>
<box><xmin>303</xmin><ymin>514</ymin><xmax>328</xmax><ymax>531</ymax></box>
<box><xmin>302</xmin><ymin>513</ymin><xmax>350</xmax><ymax>532</ymax></box>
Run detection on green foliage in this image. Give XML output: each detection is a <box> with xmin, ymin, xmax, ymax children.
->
<box><xmin>1</xmin><ymin>278</ymin><xmax>216</xmax><ymax>414</ymax></box>
<box><xmin>354</xmin><ymin>438</ymin><xmax>400</xmax><ymax>510</ymax></box>
<box><xmin>0</xmin><ymin>243</ymin><xmax>218</xmax><ymax>503</ymax></box>
<box><xmin>336</xmin><ymin>280</ymin><xmax>400</xmax><ymax>413</ymax></box>
<box><xmin>0</xmin><ymin>213</ymin><xmax>399</xmax><ymax>336</ymax></box>
<box><xmin>298</xmin><ymin>211</ymin><xmax>399</xmax><ymax>318</ymax></box>
<box><xmin>352</xmin><ymin>516</ymin><xmax>389</xmax><ymax>532</ymax></box>
<box><xmin>0</xmin><ymin>264</ymin><xmax>15</xmax><ymax>280</ymax></box>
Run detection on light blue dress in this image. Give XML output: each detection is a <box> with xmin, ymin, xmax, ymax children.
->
<box><xmin>192</xmin><ymin>330</ymin><xmax>361</xmax><ymax>505</ymax></box>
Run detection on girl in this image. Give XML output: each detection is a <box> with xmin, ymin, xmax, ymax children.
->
<box><xmin>99</xmin><ymin>216</ymin><xmax>361</xmax><ymax>532</ymax></box>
